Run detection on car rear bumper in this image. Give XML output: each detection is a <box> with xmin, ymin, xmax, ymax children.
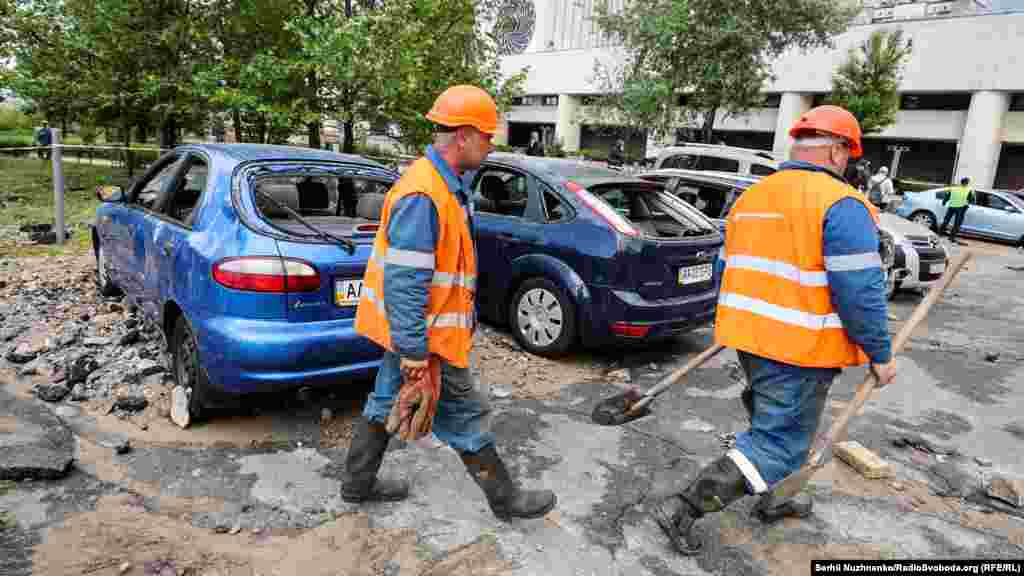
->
<box><xmin>193</xmin><ymin>312</ymin><xmax>383</xmax><ymax>395</ymax></box>
<box><xmin>582</xmin><ymin>285</ymin><xmax>718</xmax><ymax>346</ymax></box>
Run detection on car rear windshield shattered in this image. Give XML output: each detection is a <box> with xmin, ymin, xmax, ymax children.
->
<box><xmin>248</xmin><ymin>166</ymin><xmax>395</xmax><ymax>238</ymax></box>
<box><xmin>589</xmin><ymin>184</ymin><xmax>717</xmax><ymax>239</ymax></box>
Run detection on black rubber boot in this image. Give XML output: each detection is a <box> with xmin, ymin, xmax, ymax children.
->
<box><xmin>340</xmin><ymin>417</ymin><xmax>409</xmax><ymax>503</ymax></box>
<box><xmin>459</xmin><ymin>444</ymin><xmax>557</xmax><ymax>520</ymax></box>
<box><xmin>752</xmin><ymin>492</ymin><xmax>813</xmax><ymax>524</ymax></box>
<box><xmin>650</xmin><ymin>455</ymin><xmax>748</xmax><ymax>555</ymax></box>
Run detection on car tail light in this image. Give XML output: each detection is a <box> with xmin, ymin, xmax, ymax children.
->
<box><xmin>212</xmin><ymin>257</ymin><xmax>320</xmax><ymax>292</ymax></box>
<box><xmin>566</xmin><ymin>181</ymin><xmax>640</xmax><ymax>238</ymax></box>
<box><xmin>354</xmin><ymin>223</ymin><xmax>379</xmax><ymax>234</ymax></box>
<box><xmin>611</xmin><ymin>322</ymin><xmax>650</xmax><ymax>338</ymax></box>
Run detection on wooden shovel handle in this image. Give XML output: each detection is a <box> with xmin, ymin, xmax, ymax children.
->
<box><xmin>808</xmin><ymin>249</ymin><xmax>973</xmax><ymax>463</ymax></box>
<box><xmin>627</xmin><ymin>343</ymin><xmax>726</xmax><ymax>414</ymax></box>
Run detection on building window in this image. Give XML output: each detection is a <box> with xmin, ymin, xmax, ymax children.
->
<box><xmin>761</xmin><ymin>93</ymin><xmax>782</xmax><ymax>109</ymax></box>
<box><xmin>900</xmin><ymin>93</ymin><xmax>972</xmax><ymax>111</ymax></box>
<box><xmin>542</xmin><ymin>95</ymin><xmax>559</xmax><ymax>107</ymax></box>
<box><xmin>1010</xmin><ymin>94</ymin><xmax>1024</xmax><ymax>112</ymax></box>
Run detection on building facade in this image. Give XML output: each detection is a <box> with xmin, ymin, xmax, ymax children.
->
<box><xmin>496</xmin><ymin>0</ymin><xmax>1024</xmax><ymax>189</ymax></box>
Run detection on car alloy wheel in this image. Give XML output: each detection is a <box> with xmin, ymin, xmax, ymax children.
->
<box><xmin>510</xmin><ymin>277</ymin><xmax>576</xmax><ymax>357</ymax></box>
<box><xmin>911</xmin><ymin>211</ymin><xmax>937</xmax><ymax>231</ymax></box>
<box><xmin>171</xmin><ymin>316</ymin><xmax>206</xmax><ymax>428</ymax></box>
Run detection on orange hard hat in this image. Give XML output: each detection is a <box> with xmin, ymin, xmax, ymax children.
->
<box><xmin>425</xmin><ymin>85</ymin><xmax>500</xmax><ymax>135</ymax></box>
<box><xmin>789</xmin><ymin>105</ymin><xmax>863</xmax><ymax>159</ymax></box>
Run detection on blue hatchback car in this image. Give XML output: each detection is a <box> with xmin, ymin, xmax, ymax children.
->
<box><xmin>92</xmin><ymin>144</ymin><xmax>400</xmax><ymax>427</ymax></box>
<box><xmin>465</xmin><ymin>154</ymin><xmax>724</xmax><ymax>357</ymax></box>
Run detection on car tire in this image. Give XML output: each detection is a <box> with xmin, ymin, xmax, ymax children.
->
<box><xmin>510</xmin><ymin>277</ymin><xmax>576</xmax><ymax>358</ymax></box>
<box><xmin>910</xmin><ymin>211</ymin><xmax>937</xmax><ymax>231</ymax></box>
<box><xmin>95</xmin><ymin>243</ymin><xmax>122</xmax><ymax>297</ymax></box>
<box><xmin>171</xmin><ymin>315</ymin><xmax>207</xmax><ymax>428</ymax></box>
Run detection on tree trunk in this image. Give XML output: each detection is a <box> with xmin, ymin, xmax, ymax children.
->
<box><xmin>308</xmin><ymin>120</ymin><xmax>322</xmax><ymax>149</ymax></box>
<box><xmin>232</xmin><ymin>110</ymin><xmax>242</xmax><ymax>143</ymax></box>
<box><xmin>701</xmin><ymin>108</ymin><xmax>717</xmax><ymax>144</ymax></box>
<box><xmin>343</xmin><ymin>119</ymin><xmax>355</xmax><ymax>153</ymax></box>
<box><xmin>160</xmin><ymin>116</ymin><xmax>178</xmax><ymax>150</ymax></box>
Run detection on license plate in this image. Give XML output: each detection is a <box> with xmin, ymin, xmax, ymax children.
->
<box><xmin>679</xmin><ymin>263</ymin><xmax>713</xmax><ymax>285</ymax></box>
<box><xmin>929</xmin><ymin>262</ymin><xmax>946</xmax><ymax>275</ymax></box>
<box><xmin>335</xmin><ymin>279</ymin><xmax>364</xmax><ymax>306</ymax></box>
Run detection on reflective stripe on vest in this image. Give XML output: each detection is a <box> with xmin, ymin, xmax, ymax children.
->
<box><xmin>354</xmin><ymin>157</ymin><xmax>477</xmax><ymax>368</ymax></box>
<box><xmin>714</xmin><ymin>169</ymin><xmax>880</xmax><ymax>369</ymax></box>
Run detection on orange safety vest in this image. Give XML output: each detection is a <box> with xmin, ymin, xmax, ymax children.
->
<box><xmin>714</xmin><ymin>169</ymin><xmax>880</xmax><ymax>368</ymax></box>
<box><xmin>354</xmin><ymin>157</ymin><xmax>477</xmax><ymax>368</ymax></box>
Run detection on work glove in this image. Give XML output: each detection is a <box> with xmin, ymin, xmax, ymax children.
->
<box><xmin>385</xmin><ymin>356</ymin><xmax>441</xmax><ymax>442</ymax></box>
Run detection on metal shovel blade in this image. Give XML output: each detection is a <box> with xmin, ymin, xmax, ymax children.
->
<box><xmin>591</xmin><ymin>387</ymin><xmax>652</xmax><ymax>426</ymax></box>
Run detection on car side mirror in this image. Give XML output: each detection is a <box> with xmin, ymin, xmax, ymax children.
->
<box><xmin>96</xmin><ymin>184</ymin><xmax>125</xmax><ymax>203</ymax></box>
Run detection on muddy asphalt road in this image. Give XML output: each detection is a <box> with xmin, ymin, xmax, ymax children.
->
<box><xmin>1</xmin><ymin>239</ymin><xmax>1023</xmax><ymax>576</ymax></box>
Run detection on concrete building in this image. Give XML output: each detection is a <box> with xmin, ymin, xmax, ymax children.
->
<box><xmin>496</xmin><ymin>0</ymin><xmax>1024</xmax><ymax>189</ymax></box>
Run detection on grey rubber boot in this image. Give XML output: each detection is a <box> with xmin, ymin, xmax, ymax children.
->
<box><xmin>650</xmin><ymin>455</ymin><xmax>748</xmax><ymax>555</ymax></box>
<box><xmin>340</xmin><ymin>417</ymin><xmax>409</xmax><ymax>503</ymax></box>
<box><xmin>459</xmin><ymin>444</ymin><xmax>557</xmax><ymax>520</ymax></box>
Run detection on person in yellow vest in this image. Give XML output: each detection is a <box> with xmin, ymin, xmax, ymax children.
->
<box><xmin>938</xmin><ymin>177</ymin><xmax>974</xmax><ymax>244</ymax></box>
<box><xmin>650</xmin><ymin>106</ymin><xmax>898</xmax><ymax>555</ymax></box>
<box><xmin>344</xmin><ymin>85</ymin><xmax>557</xmax><ymax>520</ymax></box>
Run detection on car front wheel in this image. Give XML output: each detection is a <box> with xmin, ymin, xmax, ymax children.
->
<box><xmin>910</xmin><ymin>211</ymin><xmax>937</xmax><ymax>231</ymax></box>
<box><xmin>510</xmin><ymin>277</ymin><xmax>576</xmax><ymax>358</ymax></box>
<box><xmin>171</xmin><ymin>315</ymin><xmax>207</xmax><ymax>428</ymax></box>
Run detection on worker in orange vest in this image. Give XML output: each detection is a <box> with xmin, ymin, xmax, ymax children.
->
<box><xmin>651</xmin><ymin>106</ymin><xmax>898</xmax><ymax>554</ymax></box>
<box><xmin>344</xmin><ymin>85</ymin><xmax>557</xmax><ymax>520</ymax></box>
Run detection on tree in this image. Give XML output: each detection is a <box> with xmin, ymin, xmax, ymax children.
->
<box><xmin>591</xmin><ymin>0</ymin><xmax>859</xmax><ymax>144</ymax></box>
<box><xmin>826</xmin><ymin>28</ymin><xmax>913</xmax><ymax>135</ymax></box>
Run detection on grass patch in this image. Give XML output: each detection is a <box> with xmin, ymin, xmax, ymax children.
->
<box><xmin>0</xmin><ymin>156</ymin><xmax>135</xmax><ymax>257</ymax></box>
<box><xmin>0</xmin><ymin>511</ymin><xmax>15</xmax><ymax>530</ymax></box>
<box><xmin>0</xmin><ymin>480</ymin><xmax>15</xmax><ymax>496</ymax></box>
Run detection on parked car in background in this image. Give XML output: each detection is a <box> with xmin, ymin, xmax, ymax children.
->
<box><xmin>92</xmin><ymin>144</ymin><xmax>399</xmax><ymax>428</ymax></box>
<box><xmin>636</xmin><ymin>168</ymin><xmax>945</xmax><ymax>299</ymax></box>
<box><xmin>464</xmin><ymin>153</ymin><xmax>724</xmax><ymax>357</ymax></box>
<box><xmin>651</xmin><ymin>144</ymin><xmax>779</xmax><ymax>176</ymax></box>
<box><xmin>896</xmin><ymin>187</ymin><xmax>1024</xmax><ymax>246</ymax></box>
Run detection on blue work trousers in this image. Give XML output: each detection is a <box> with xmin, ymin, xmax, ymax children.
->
<box><xmin>730</xmin><ymin>351</ymin><xmax>836</xmax><ymax>494</ymax></box>
<box><xmin>363</xmin><ymin>351</ymin><xmax>495</xmax><ymax>454</ymax></box>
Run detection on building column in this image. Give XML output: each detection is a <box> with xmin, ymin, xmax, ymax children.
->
<box><xmin>772</xmin><ymin>92</ymin><xmax>814</xmax><ymax>159</ymax></box>
<box><xmin>956</xmin><ymin>91</ymin><xmax>1009</xmax><ymax>188</ymax></box>
<box><xmin>556</xmin><ymin>94</ymin><xmax>581</xmax><ymax>152</ymax></box>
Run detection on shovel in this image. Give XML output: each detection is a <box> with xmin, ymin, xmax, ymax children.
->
<box><xmin>592</xmin><ymin>343</ymin><xmax>726</xmax><ymax>426</ymax></box>
<box><xmin>761</xmin><ymin>248</ymin><xmax>973</xmax><ymax>508</ymax></box>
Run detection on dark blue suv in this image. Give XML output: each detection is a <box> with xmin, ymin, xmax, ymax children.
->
<box><xmin>466</xmin><ymin>154</ymin><xmax>724</xmax><ymax>357</ymax></box>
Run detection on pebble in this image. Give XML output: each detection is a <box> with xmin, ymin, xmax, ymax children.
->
<box><xmin>230</xmin><ymin>524</ymin><xmax>242</xmax><ymax>535</ymax></box>
<box><xmin>492</xmin><ymin>386</ymin><xmax>512</xmax><ymax>399</ymax></box>
<box><xmin>119</xmin><ymin>562</ymin><xmax>132</xmax><ymax>574</ymax></box>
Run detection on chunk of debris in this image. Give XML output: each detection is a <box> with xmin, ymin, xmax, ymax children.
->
<box><xmin>32</xmin><ymin>383</ymin><xmax>69</xmax><ymax>403</ymax></box>
<box><xmin>986</xmin><ymin>476</ymin><xmax>1024</xmax><ymax>508</ymax></box>
<box><xmin>113</xmin><ymin>395</ymin><xmax>148</xmax><ymax>413</ymax></box>
<box><xmin>975</xmin><ymin>457</ymin><xmax>993</xmax><ymax>467</ymax></box>
<box><xmin>890</xmin><ymin>434</ymin><xmax>959</xmax><ymax>456</ymax></box>
<box><xmin>985</xmin><ymin>352</ymin><xmax>1000</xmax><ymax>363</ymax></box>
<box><xmin>607</xmin><ymin>369</ymin><xmax>631</xmax><ymax>383</ymax></box>
<box><xmin>927</xmin><ymin>461</ymin><xmax>979</xmax><ymax>498</ymax></box>
<box><xmin>834</xmin><ymin>440</ymin><xmax>892</xmax><ymax>479</ymax></box>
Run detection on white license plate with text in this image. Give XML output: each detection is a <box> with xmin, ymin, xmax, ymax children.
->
<box><xmin>335</xmin><ymin>279</ymin><xmax>364</xmax><ymax>306</ymax></box>
<box><xmin>678</xmin><ymin>263</ymin><xmax>714</xmax><ymax>285</ymax></box>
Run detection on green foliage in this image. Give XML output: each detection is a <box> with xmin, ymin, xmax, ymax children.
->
<box><xmin>591</xmin><ymin>0</ymin><xmax>858</xmax><ymax>141</ymax></box>
<box><xmin>826</xmin><ymin>29</ymin><xmax>913</xmax><ymax>135</ymax></box>
<box><xmin>0</xmin><ymin>131</ymin><xmax>34</xmax><ymax>148</ymax></box>
<box><xmin>0</xmin><ymin>107</ymin><xmax>34</xmax><ymax>131</ymax></box>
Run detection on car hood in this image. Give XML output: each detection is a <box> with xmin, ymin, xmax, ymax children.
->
<box><xmin>878</xmin><ymin>212</ymin><xmax>934</xmax><ymax>239</ymax></box>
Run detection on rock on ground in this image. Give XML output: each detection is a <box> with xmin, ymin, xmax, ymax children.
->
<box><xmin>0</xmin><ymin>389</ymin><xmax>74</xmax><ymax>480</ymax></box>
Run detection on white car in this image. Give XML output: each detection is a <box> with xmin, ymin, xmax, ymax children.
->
<box><xmin>634</xmin><ymin>168</ymin><xmax>948</xmax><ymax>300</ymax></box>
<box><xmin>879</xmin><ymin>212</ymin><xmax>949</xmax><ymax>298</ymax></box>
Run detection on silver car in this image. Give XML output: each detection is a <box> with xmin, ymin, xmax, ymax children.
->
<box><xmin>895</xmin><ymin>187</ymin><xmax>1024</xmax><ymax>245</ymax></box>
